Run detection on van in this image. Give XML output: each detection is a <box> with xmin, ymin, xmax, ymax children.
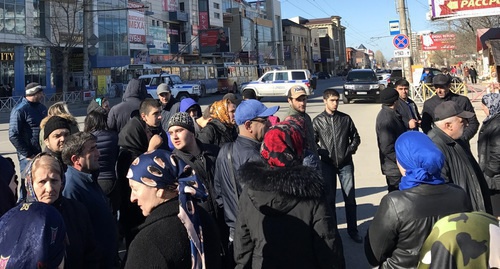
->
<box><xmin>240</xmin><ymin>69</ymin><xmax>313</xmax><ymax>99</ymax></box>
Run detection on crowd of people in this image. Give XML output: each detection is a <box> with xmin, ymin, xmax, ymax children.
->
<box><xmin>0</xmin><ymin>73</ymin><xmax>499</xmax><ymax>268</ymax></box>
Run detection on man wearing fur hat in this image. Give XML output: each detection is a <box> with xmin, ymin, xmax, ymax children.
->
<box><xmin>9</xmin><ymin>82</ymin><xmax>47</xmax><ymax>200</ymax></box>
<box><xmin>376</xmin><ymin>88</ymin><xmax>407</xmax><ymax>192</ymax></box>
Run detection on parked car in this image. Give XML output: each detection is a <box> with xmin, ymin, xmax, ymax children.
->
<box><xmin>343</xmin><ymin>69</ymin><xmax>381</xmax><ymax>104</ymax></box>
<box><xmin>241</xmin><ymin>69</ymin><xmax>314</xmax><ymax>100</ymax></box>
<box><xmin>316</xmin><ymin>72</ymin><xmax>330</xmax><ymax>79</ymax></box>
<box><xmin>376</xmin><ymin>70</ymin><xmax>391</xmax><ymax>90</ymax></box>
<box><xmin>138</xmin><ymin>73</ymin><xmax>202</xmax><ymax>101</ymax></box>
<box><xmin>387</xmin><ymin>69</ymin><xmax>403</xmax><ymax>87</ymax></box>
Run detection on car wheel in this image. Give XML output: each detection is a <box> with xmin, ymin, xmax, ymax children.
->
<box><xmin>177</xmin><ymin>92</ymin><xmax>190</xmax><ymax>100</ymax></box>
<box><xmin>242</xmin><ymin>89</ymin><xmax>256</xmax><ymax>99</ymax></box>
<box><xmin>342</xmin><ymin>94</ymin><xmax>350</xmax><ymax>104</ymax></box>
<box><xmin>200</xmin><ymin>85</ymin><xmax>206</xmax><ymax>97</ymax></box>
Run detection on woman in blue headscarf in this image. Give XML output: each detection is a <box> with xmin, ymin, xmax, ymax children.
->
<box><xmin>124</xmin><ymin>149</ymin><xmax>221</xmax><ymax>269</ymax></box>
<box><xmin>365</xmin><ymin>131</ymin><xmax>472</xmax><ymax>269</ymax></box>
<box><xmin>0</xmin><ymin>202</ymin><xmax>66</xmax><ymax>269</ymax></box>
<box><xmin>478</xmin><ymin>93</ymin><xmax>500</xmax><ymax>217</ymax></box>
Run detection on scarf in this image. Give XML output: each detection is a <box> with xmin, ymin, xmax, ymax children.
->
<box><xmin>395</xmin><ymin>132</ymin><xmax>446</xmax><ymax>191</ymax></box>
<box><xmin>210</xmin><ymin>99</ymin><xmax>232</xmax><ymax>126</ymax></box>
<box><xmin>482</xmin><ymin>93</ymin><xmax>500</xmax><ymax>122</ymax></box>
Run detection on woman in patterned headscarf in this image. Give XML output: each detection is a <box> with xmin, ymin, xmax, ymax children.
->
<box><xmin>196</xmin><ymin>99</ymin><xmax>238</xmax><ymax>147</ymax></box>
<box><xmin>124</xmin><ymin>149</ymin><xmax>221</xmax><ymax>269</ymax></box>
<box><xmin>0</xmin><ymin>202</ymin><xmax>67</xmax><ymax>269</ymax></box>
<box><xmin>479</xmin><ymin>93</ymin><xmax>500</xmax><ymax>217</ymax></box>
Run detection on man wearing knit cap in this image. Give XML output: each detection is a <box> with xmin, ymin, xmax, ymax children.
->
<box><xmin>157</xmin><ymin>83</ymin><xmax>180</xmax><ymax>131</ymax></box>
<box><xmin>214</xmin><ymin>99</ymin><xmax>279</xmax><ymax>254</ymax></box>
<box><xmin>167</xmin><ymin>112</ymin><xmax>222</xmax><ymax>249</ymax></box>
<box><xmin>9</xmin><ymin>82</ymin><xmax>47</xmax><ymax>201</ymax></box>
<box><xmin>375</xmin><ymin>88</ymin><xmax>407</xmax><ymax>192</ymax></box>
<box><xmin>43</xmin><ymin>116</ymin><xmax>71</xmax><ymax>169</ymax></box>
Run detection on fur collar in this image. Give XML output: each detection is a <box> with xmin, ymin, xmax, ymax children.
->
<box><xmin>239</xmin><ymin>162</ymin><xmax>324</xmax><ymax>199</ymax></box>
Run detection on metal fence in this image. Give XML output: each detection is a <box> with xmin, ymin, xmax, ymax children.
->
<box><xmin>410</xmin><ymin>82</ymin><xmax>469</xmax><ymax>103</ymax></box>
<box><xmin>0</xmin><ymin>91</ymin><xmax>83</xmax><ymax>112</ymax></box>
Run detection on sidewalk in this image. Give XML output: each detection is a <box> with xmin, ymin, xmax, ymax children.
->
<box><xmin>0</xmin><ymin>96</ymin><xmax>123</xmax><ymax>124</ymax></box>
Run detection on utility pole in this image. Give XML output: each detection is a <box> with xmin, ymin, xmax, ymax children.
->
<box><xmin>82</xmin><ymin>0</ymin><xmax>90</xmax><ymax>91</ymax></box>
<box><xmin>397</xmin><ymin>0</ymin><xmax>412</xmax><ymax>83</ymax></box>
<box><xmin>255</xmin><ymin>21</ymin><xmax>259</xmax><ymax>65</ymax></box>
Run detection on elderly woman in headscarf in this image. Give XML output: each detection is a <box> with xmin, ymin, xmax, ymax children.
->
<box><xmin>196</xmin><ymin>99</ymin><xmax>238</xmax><ymax>147</ymax></box>
<box><xmin>365</xmin><ymin>131</ymin><xmax>472</xmax><ymax>269</ymax></box>
<box><xmin>0</xmin><ymin>202</ymin><xmax>67</xmax><ymax>269</ymax></box>
<box><xmin>233</xmin><ymin>120</ymin><xmax>345</xmax><ymax>269</ymax></box>
<box><xmin>479</xmin><ymin>93</ymin><xmax>500</xmax><ymax>217</ymax></box>
<box><xmin>23</xmin><ymin>153</ymin><xmax>98</xmax><ymax>269</ymax></box>
<box><xmin>124</xmin><ymin>149</ymin><xmax>221</xmax><ymax>269</ymax></box>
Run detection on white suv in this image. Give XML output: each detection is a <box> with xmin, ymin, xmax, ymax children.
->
<box><xmin>241</xmin><ymin>69</ymin><xmax>313</xmax><ymax>99</ymax></box>
<box><xmin>138</xmin><ymin>73</ymin><xmax>202</xmax><ymax>101</ymax></box>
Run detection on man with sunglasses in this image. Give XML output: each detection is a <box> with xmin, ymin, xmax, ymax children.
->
<box><xmin>421</xmin><ymin>74</ymin><xmax>479</xmax><ymax>143</ymax></box>
<box><xmin>214</xmin><ymin>99</ymin><xmax>279</xmax><ymax>262</ymax></box>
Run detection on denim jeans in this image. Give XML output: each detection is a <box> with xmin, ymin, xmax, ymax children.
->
<box><xmin>17</xmin><ymin>157</ymin><xmax>30</xmax><ymax>202</ymax></box>
<box><xmin>322</xmin><ymin>160</ymin><xmax>358</xmax><ymax>235</ymax></box>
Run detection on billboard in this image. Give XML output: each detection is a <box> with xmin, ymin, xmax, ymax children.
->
<box><xmin>128</xmin><ymin>1</ymin><xmax>146</xmax><ymax>43</ymax></box>
<box><xmin>421</xmin><ymin>33</ymin><xmax>456</xmax><ymax>51</ymax></box>
<box><xmin>199</xmin><ymin>28</ymin><xmax>230</xmax><ymax>54</ymax></box>
<box><xmin>162</xmin><ymin>0</ymin><xmax>178</xmax><ymax>11</ymax></box>
<box><xmin>149</xmin><ymin>26</ymin><xmax>169</xmax><ymax>55</ymax></box>
<box><xmin>430</xmin><ymin>0</ymin><xmax>500</xmax><ymax>20</ymax></box>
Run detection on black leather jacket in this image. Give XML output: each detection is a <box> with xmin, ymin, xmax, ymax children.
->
<box><xmin>478</xmin><ymin>113</ymin><xmax>500</xmax><ymax>191</ymax></box>
<box><xmin>421</xmin><ymin>92</ymin><xmax>479</xmax><ymax>141</ymax></box>
<box><xmin>365</xmin><ymin>184</ymin><xmax>472</xmax><ymax>269</ymax></box>
<box><xmin>313</xmin><ymin>110</ymin><xmax>360</xmax><ymax>167</ymax></box>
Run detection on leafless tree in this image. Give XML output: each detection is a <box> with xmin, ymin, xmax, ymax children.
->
<box><xmin>46</xmin><ymin>0</ymin><xmax>85</xmax><ymax>94</ymax></box>
<box><xmin>374</xmin><ymin>50</ymin><xmax>387</xmax><ymax>68</ymax></box>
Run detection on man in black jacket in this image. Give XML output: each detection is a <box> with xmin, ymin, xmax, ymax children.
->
<box><xmin>157</xmin><ymin>83</ymin><xmax>179</xmax><ymax>131</ymax></box>
<box><xmin>376</xmin><ymin>88</ymin><xmax>407</xmax><ymax>192</ymax></box>
<box><xmin>117</xmin><ymin>98</ymin><xmax>168</xmax><ymax>248</ymax></box>
<box><xmin>421</xmin><ymin>74</ymin><xmax>479</xmax><ymax>143</ymax></box>
<box><xmin>313</xmin><ymin>89</ymin><xmax>362</xmax><ymax>243</ymax></box>
<box><xmin>394</xmin><ymin>79</ymin><xmax>421</xmax><ymax>131</ymax></box>
<box><xmin>107</xmin><ymin>76</ymin><xmax>147</xmax><ymax>132</ymax></box>
<box><xmin>428</xmin><ymin>101</ymin><xmax>492</xmax><ymax>213</ymax></box>
<box><xmin>43</xmin><ymin>116</ymin><xmax>71</xmax><ymax>171</ymax></box>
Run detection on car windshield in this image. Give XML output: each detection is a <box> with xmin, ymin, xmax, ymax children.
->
<box><xmin>346</xmin><ymin>71</ymin><xmax>377</xmax><ymax>82</ymax></box>
<box><xmin>167</xmin><ymin>75</ymin><xmax>183</xmax><ymax>84</ymax></box>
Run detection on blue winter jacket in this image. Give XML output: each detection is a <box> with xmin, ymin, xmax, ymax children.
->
<box><xmin>63</xmin><ymin>166</ymin><xmax>118</xmax><ymax>269</ymax></box>
<box><xmin>92</xmin><ymin>129</ymin><xmax>118</xmax><ymax>181</ymax></box>
<box><xmin>8</xmin><ymin>97</ymin><xmax>47</xmax><ymax>159</ymax></box>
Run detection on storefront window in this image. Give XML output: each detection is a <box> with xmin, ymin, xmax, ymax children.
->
<box><xmin>24</xmin><ymin>46</ymin><xmax>46</xmax><ymax>86</ymax></box>
<box><xmin>0</xmin><ymin>0</ymin><xmax>26</xmax><ymax>35</ymax></box>
<box><xmin>0</xmin><ymin>45</ymin><xmax>15</xmax><ymax>96</ymax></box>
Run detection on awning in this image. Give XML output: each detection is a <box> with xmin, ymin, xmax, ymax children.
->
<box><xmin>488</xmin><ymin>39</ymin><xmax>500</xmax><ymax>66</ymax></box>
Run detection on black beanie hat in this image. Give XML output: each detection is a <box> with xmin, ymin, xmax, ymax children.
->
<box><xmin>44</xmin><ymin>116</ymin><xmax>71</xmax><ymax>139</ymax></box>
<box><xmin>168</xmin><ymin>112</ymin><xmax>195</xmax><ymax>133</ymax></box>
<box><xmin>380</xmin><ymin>88</ymin><xmax>399</xmax><ymax>105</ymax></box>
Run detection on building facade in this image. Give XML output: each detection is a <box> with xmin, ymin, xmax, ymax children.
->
<box><xmin>282</xmin><ymin>19</ymin><xmax>312</xmax><ymax>70</ymax></box>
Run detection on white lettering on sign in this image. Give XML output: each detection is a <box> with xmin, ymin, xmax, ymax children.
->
<box><xmin>394</xmin><ymin>49</ymin><xmax>411</xmax><ymax>58</ymax></box>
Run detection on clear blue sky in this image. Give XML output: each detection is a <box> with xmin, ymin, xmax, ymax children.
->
<box><xmin>281</xmin><ymin>0</ymin><xmax>437</xmax><ymax>60</ymax></box>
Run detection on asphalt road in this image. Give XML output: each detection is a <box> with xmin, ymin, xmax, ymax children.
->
<box><xmin>0</xmin><ymin>77</ymin><xmax>486</xmax><ymax>268</ymax></box>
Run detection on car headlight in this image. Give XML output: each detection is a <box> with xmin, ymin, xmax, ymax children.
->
<box><xmin>344</xmin><ymin>85</ymin><xmax>354</xmax><ymax>90</ymax></box>
<box><xmin>370</xmin><ymin>84</ymin><xmax>380</xmax><ymax>89</ymax></box>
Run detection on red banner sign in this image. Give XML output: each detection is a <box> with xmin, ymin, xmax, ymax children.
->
<box><xmin>431</xmin><ymin>0</ymin><xmax>500</xmax><ymax>20</ymax></box>
<box><xmin>421</xmin><ymin>33</ymin><xmax>456</xmax><ymax>51</ymax></box>
<box><xmin>199</xmin><ymin>11</ymin><xmax>209</xmax><ymax>30</ymax></box>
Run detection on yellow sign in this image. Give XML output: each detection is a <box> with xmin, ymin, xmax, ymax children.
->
<box><xmin>0</xmin><ymin>52</ymin><xmax>14</xmax><ymax>61</ymax></box>
<box><xmin>92</xmin><ymin>68</ymin><xmax>111</xmax><ymax>76</ymax></box>
<box><xmin>97</xmin><ymin>76</ymin><xmax>107</xmax><ymax>95</ymax></box>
